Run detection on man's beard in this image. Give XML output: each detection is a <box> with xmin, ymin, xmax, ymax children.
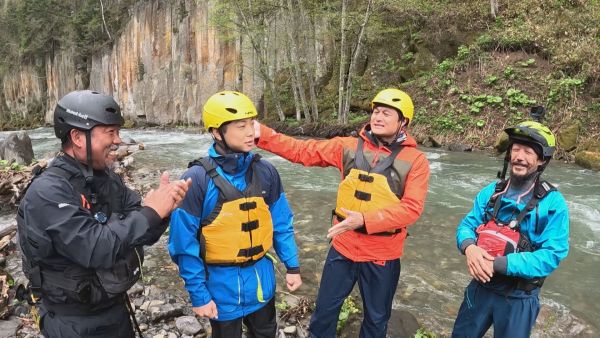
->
<box><xmin>510</xmin><ymin>165</ymin><xmax>539</xmax><ymax>188</ymax></box>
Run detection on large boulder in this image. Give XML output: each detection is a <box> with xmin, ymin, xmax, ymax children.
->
<box><xmin>556</xmin><ymin>121</ymin><xmax>581</xmax><ymax>152</ymax></box>
<box><xmin>575</xmin><ymin>151</ymin><xmax>600</xmax><ymax>171</ymax></box>
<box><xmin>1</xmin><ymin>132</ymin><xmax>34</xmax><ymax>165</ymax></box>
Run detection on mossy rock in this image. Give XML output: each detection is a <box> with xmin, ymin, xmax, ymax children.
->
<box><xmin>575</xmin><ymin>151</ymin><xmax>600</xmax><ymax>171</ymax></box>
<box><xmin>556</xmin><ymin>121</ymin><xmax>581</xmax><ymax>152</ymax></box>
<box><xmin>123</xmin><ymin>119</ymin><xmax>136</xmax><ymax>129</ymax></box>
<box><xmin>578</xmin><ymin>140</ymin><xmax>600</xmax><ymax>153</ymax></box>
<box><xmin>494</xmin><ymin>132</ymin><xmax>510</xmax><ymax>153</ymax></box>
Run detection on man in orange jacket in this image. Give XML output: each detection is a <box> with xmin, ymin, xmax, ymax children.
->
<box><xmin>254</xmin><ymin>88</ymin><xmax>430</xmax><ymax>338</ymax></box>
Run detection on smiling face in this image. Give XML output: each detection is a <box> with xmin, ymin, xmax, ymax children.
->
<box><xmin>509</xmin><ymin>142</ymin><xmax>545</xmax><ymax>180</ymax></box>
<box><xmin>370</xmin><ymin>105</ymin><xmax>405</xmax><ymax>143</ymax></box>
<box><xmin>69</xmin><ymin>125</ymin><xmax>122</xmax><ymax>170</ymax></box>
<box><xmin>211</xmin><ymin>117</ymin><xmax>256</xmax><ymax>153</ymax></box>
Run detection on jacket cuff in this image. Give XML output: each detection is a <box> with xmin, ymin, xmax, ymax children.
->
<box><xmin>286</xmin><ymin>267</ymin><xmax>301</xmax><ymax>274</ymax></box>
<box><xmin>493</xmin><ymin>256</ymin><xmax>508</xmax><ymax>275</ymax></box>
<box><xmin>190</xmin><ymin>290</ymin><xmax>213</xmax><ymax>307</ymax></box>
<box><xmin>460</xmin><ymin>239</ymin><xmax>476</xmax><ymax>254</ymax></box>
<box><xmin>140</xmin><ymin>206</ymin><xmax>163</xmax><ymax>228</ymax></box>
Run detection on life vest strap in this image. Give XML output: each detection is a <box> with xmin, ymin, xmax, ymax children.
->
<box><xmin>241</xmin><ymin>220</ymin><xmax>259</xmax><ymax>232</ymax></box>
<box><xmin>354</xmin><ymin>190</ymin><xmax>372</xmax><ymax>201</ymax></box>
<box><xmin>358</xmin><ymin>173</ymin><xmax>374</xmax><ymax>182</ymax></box>
<box><xmin>237</xmin><ymin>245</ymin><xmax>264</xmax><ymax>258</ymax></box>
<box><xmin>240</xmin><ymin>201</ymin><xmax>257</xmax><ymax>211</ymax></box>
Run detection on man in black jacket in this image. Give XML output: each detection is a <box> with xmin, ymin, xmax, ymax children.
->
<box><xmin>17</xmin><ymin>90</ymin><xmax>191</xmax><ymax>337</ymax></box>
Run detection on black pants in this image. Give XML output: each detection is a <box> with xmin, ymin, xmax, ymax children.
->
<box><xmin>39</xmin><ymin>302</ymin><xmax>134</xmax><ymax>338</ymax></box>
<box><xmin>210</xmin><ymin>297</ymin><xmax>277</xmax><ymax>338</ymax></box>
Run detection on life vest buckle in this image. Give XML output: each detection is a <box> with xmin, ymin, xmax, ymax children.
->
<box><xmin>358</xmin><ymin>174</ymin><xmax>374</xmax><ymax>183</ymax></box>
<box><xmin>354</xmin><ymin>190</ymin><xmax>372</xmax><ymax>201</ymax></box>
<box><xmin>241</xmin><ymin>220</ymin><xmax>259</xmax><ymax>232</ymax></box>
<box><xmin>239</xmin><ymin>201</ymin><xmax>257</xmax><ymax>211</ymax></box>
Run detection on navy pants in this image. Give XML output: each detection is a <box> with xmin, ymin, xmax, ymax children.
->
<box><xmin>309</xmin><ymin>246</ymin><xmax>401</xmax><ymax>338</ymax></box>
<box><xmin>452</xmin><ymin>280</ymin><xmax>541</xmax><ymax>338</ymax></box>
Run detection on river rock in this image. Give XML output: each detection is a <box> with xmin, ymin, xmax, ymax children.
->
<box><xmin>175</xmin><ymin>315</ymin><xmax>203</xmax><ymax>335</ymax></box>
<box><xmin>575</xmin><ymin>151</ymin><xmax>600</xmax><ymax>170</ymax></box>
<box><xmin>494</xmin><ymin>132</ymin><xmax>510</xmax><ymax>153</ymax></box>
<box><xmin>0</xmin><ymin>316</ymin><xmax>20</xmax><ymax>337</ymax></box>
<box><xmin>283</xmin><ymin>325</ymin><xmax>297</xmax><ymax>334</ymax></box>
<box><xmin>428</xmin><ymin>136</ymin><xmax>442</xmax><ymax>148</ymax></box>
<box><xmin>556</xmin><ymin>120</ymin><xmax>581</xmax><ymax>152</ymax></box>
<box><xmin>149</xmin><ymin>303</ymin><xmax>185</xmax><ymax>322</ymax></box>
<box><xmin>447</xmin><ymin>143</ymin><xmax>472</xmax><ymax>152</ymax></box>
<box><xmin>1</xmin><ymin>132</ymin><xmax>34</xmax><ymax>165</ymax></box>
<box><xmin>386</xmin><ymin>309</ymin><xmax>420</xmax><ymax>338</ymax></box>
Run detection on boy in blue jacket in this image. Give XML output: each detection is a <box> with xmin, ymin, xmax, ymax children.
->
<box><xmin>452</xmin><ymin>120</ymin><xmax>569</xmax><ymax>338</ymax></box>
<box><xmin>169</xmin><ymin>91</ymin><xmax>302</xmax><ymax>338</ymax></box>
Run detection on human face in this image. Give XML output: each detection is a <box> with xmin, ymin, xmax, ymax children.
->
<box><xmin>370</xmin><ymin>106</ymin><xmax>403</xmax><ymax>143</ymax></box>
<box><xmin>214</xmin><ymin>118</ymin><xmax>256</xmax><ymax>153</ymax></box>
<box><xmin>509</xmin><ymin>143</ymin><xmax>544</xmax><ymax>179</ymax></box>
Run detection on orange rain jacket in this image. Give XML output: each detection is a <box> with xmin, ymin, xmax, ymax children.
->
<box><xmin>257</xmin><ymin>124</ymin><xmax>430</xmax><ymax>262</ymax></box>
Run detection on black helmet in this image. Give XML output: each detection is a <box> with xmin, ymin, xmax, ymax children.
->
<box><xmin>54</xmin><ymin>90</ymin><xmax>124</xmax><ymax>140</ymax></box>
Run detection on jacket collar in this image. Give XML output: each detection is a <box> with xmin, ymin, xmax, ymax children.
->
<box><xmin>208</xmin><ymin>144</ymin><xmax>254</xmax><ymax>176</ymax></box>
<box><xmin>359</xmin><ymin>124</ymin><xmax>417</xmax><ymax>152</ymax></box>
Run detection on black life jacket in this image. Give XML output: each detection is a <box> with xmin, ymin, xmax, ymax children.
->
<box><xmin>17</xmin><ymin>161</ymin><xmax>143</xmax><ymax>312</ymax></box>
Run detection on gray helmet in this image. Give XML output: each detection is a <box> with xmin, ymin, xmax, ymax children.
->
<box><xmin>54</xmin><ymin>90</ymin><xmax>124</xmax><ymax>140</ymax></box>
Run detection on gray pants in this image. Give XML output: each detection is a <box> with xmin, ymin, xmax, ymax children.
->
<box><xmin>39</xmin><ymin>302</ymin><xmax>134</xmax><ymax>338</ymax></box>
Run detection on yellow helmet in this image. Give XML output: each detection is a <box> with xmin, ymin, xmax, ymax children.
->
<box><xmin>371</xmin><ymin>88</ymin><xmax>414</xmax><ymax>125</ymax></box>
<box><xmin>202</xmin><ymin>91</ymin><xmax>258</xmax><ymax>130</ymax></box>
<box><xmin>504</xmin><ymin>120</ymin><xmax>556</xmax><ymax>159</ymax></box>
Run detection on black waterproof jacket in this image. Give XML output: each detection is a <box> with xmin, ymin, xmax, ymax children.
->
<box><xmin>17</xmin><ymin>154</ymin><xmax>166</xmax><ymax>311</ymax></box>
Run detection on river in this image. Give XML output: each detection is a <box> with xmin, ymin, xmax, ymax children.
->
<box><xmin>2</xmin><ymin>127</ymin><xmax>599</xmax><ymax>337</ymax></box>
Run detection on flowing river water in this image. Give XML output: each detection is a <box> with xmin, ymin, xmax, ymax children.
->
<box><xmin>2</xmin><ymin>127</ymin><xmax>599</xmax><ymax>337</ymax></box>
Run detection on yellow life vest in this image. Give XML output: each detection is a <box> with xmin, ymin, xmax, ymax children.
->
<box><xmin>335</xmin><ymin>137</ymin><xmax>404</xmax><ymax>235</ymax></box>
<box><xmin>194</xmin><ymin>156</ymin><xmax>273</xmax><ymax>265</ymax></box>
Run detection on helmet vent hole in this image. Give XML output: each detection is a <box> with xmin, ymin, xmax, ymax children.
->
<box><xmin>392</xmin><ymin>98</ymin><xmax>401</xmax><ymax>102</ymax></box>
<box><xmin>226</xmin><ymin>108</ymin><xmax>238</xmax><ymax>114</ymax></box>
<box><xmin>58</xmin><ymin>117</ymin><xmax>65</xmax><ymax>123</ymax></box>
<box><xmin>91</xmin><ymin>91</ymin><xmax>99</xmax><ymax>94</ymax></box>
<box><xmin>105</xmin><ymin>108</ymin><xmax>116</xmax><ymax>113</ymax></box>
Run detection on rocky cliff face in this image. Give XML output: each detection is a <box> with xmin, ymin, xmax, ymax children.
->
<box><xmin>2</xmin><ymin>0</ymin><xmax>263</xmax><ymax>125</ymax></box>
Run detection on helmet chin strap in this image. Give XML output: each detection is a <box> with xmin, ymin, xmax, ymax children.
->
<box><xmin>212</xmin><ymin>128</ymin><xmax>234</xmax><ymax>154</ymax></box>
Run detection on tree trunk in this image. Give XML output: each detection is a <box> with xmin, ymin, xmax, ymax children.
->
<box><xmin>298</xmin><ymin>0</ymin><xmax>320</xmax><ymax>121</ymax></box>
<box><xmin>490</xmin><ymin>0</ymin><xmax>499</xmax><ymax>18</ymax></box>
<box><xmin>337</xmin><ymin>0</ymin><xmax>348</xmax><ymax>123</ymax></box>
<box><xmin>236</xmin><ymin>2</ymin><xmax>285</xmax><ymax>121</ymax></box>
<box><xmin>342</xmin><ymin>0</ymin><xmax>373</xmax><ymax>122</ymax></box>
<box><xmin>285</xmin><ymin>0</ymin><xmax>310</xmax><ymax>121</ymax></box>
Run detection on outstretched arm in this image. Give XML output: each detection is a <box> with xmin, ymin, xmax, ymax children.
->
<box><xmin>256</xmin><ymin>122</ymin><xmax>347</xmax><ymax>170</ymax></box>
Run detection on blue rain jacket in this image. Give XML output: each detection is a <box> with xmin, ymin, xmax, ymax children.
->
<box><xmin>168</xmin><ymin>146</ymin><xmax>299</xmax><ymax>321</ymax></box>
<box><xmin>456</xmin><ymin>181</ymin><xmax>569</xmax><ymax>280</ymax></box>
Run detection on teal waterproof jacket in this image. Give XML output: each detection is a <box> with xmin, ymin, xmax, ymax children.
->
<box><xmin>456</xmin><ymin>181</ymin><xmax>569</xmax><ymax>279</ymax></box>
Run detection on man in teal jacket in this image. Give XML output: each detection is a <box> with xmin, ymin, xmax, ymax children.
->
<box><xmin>169</xmin><ymin>91</ymin><xmax>302</xmax><ymax>338</ymax></box>
<box><xmin>452</xmin><ymin>120</ymin><xmax>569</xmax><ymax>338</ymax></box>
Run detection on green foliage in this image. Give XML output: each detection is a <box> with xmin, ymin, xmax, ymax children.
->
<box><xmin>547</xmin><ymin>77</ymin><xmax>585</xmax><ymax>105</ymax></box>
<box><xmin>503</xmin><ymin>66</ymin><xmax>516</xmax><ymax>79</ymax></box>
<box><xmin>0</xmin><ymin>160</ymin><xmax>25</xmax><ymax>172</ymax></box>
<box><xmin>518</xmin><ymin>58</ymin><xmax>536</xmax><ymax>67</ymax></box>
<box><xmin>0</xmin><ymin>0</ymin><xmax>136</xmax><ymax>77</ymax></box>
<box><xmin>506</xmin><ymin>88</ymin><xmax>536</xmax><ymax>107</ymax></box>
<box><xmin>414</xmin><ymin>327</ymin><xmax>437</xmax><ymax>338</ymax></box>
<box><xmin>337</xmin><ymin>296</ymin><xmax>360</xmax><ymax>333</ymax></box>
<box><xmin>459</xmin><ymin>94</ymin><xmax>503</xmax><ymax>114</ymax></box>
<box><xmin>437</xmin><ymin>59</ymin><xmax>454</xmax><ymax>73</ymax></box>
<box><xmin>275</xmin><ymin>300</ymin><xmax>289</xmax><ymax>311</ymax></box>
<box><xmin>456</xmin><ymin>45</ymin><xmax>470</xmax><ymax>61</ymax></box>
<box><xmin>485</xmin><ymin>75</ymin><xmax>499</xmax><ymax>86</ymax></box>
